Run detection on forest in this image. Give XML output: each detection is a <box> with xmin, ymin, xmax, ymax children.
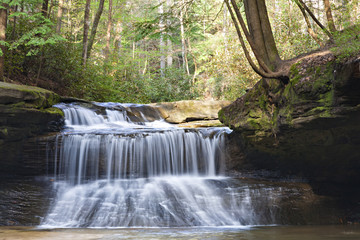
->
<box><xmin>0</xmin><ymin>0</ymin><xmax>359</xmax><ymax>103</ymax></box>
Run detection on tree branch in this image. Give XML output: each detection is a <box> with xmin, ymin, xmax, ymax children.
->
<box><xmin>296</xmin><ymin>0</ymin><xmax>333</xmax><ymax>40</ymax></box>
<box><xmin>225</xmin><ymin>0</ymin><xmax>285</xmax><ymax>79</ymax></box>
<box><xmin>295</xmin><ymin>1</ymin><xmax>323</xmax><ymax>46</ymax></box>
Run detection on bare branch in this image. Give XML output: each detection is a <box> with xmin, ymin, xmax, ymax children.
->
<box><xmin>296</xmin><ymin>0</ymin><xmax>333</xmax><ymax>40</ymax></box>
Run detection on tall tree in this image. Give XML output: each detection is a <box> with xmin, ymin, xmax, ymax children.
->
<box><xmin>87</xmin><ymin>0</ymin><xmax>105</xmax><ymax>59</ymax></box>
<box><xmin>166</xmin><ymin>0</ymin><xmax>173</xmax><ymax>67</ymax></box>
<box><xmin>297</xmin><ymin>2</ymin><xmax>323</xmax><ymax>46</ymax></box>
<box><xmin>0</xmin><ymin>3</ymin><xmax>7</xmax><ymax>81</ymax></box>
<box><xmin>179</xmin><ymin>0</ymin><xmax>189</xmax><ymax>75</ymax></box>
<box><xmin>225</xmin><ymin>0</ymin><xmax>286</xmax><ymax>79</ymax></box>
<box><xmin>159</xmin><ymin>0</ymin><xmax>165</xmax><ymax>76</ymax></box>
<box><xmin>105</xmin><ymin>0</ymin><xmax>113</xmax><ymax>60</ymax></box>
<box><xmin>42</xmin><ymin>0</ymin><xmax>49</xmax><ymax>17</ymax></box>
<box><xmin>323</xmin><ymin>0</ymin><xmax>336</xmax><ymax>32</ymax></box>
<box><xmin>225</xmin><ymin>0</ymin><xmax>336</xmax><ymax>80</ymax></box>
<box><xmin>243</xmin><ymin>0</ymin><xmax>280</xmax><ymax>70</ymax></box>
<box><xmin>82</xmin><ymin>0</ymin><xmax>91</xmax><ymax>66</ymax></box>
<box><xmin>296</xmin><ymin>0</ymin><xmax>333</xmax><ymax>39</ymax></box>
<box><xmin>56</xmin><ymin>0</ymin><xmax>64</xmax><ymax>34</ymax></box>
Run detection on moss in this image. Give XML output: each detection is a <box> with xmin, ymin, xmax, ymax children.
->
<box><xmin>0</xmin><ymin>82</ymin><xmax>61</xmax><ymax>109</ymax></box>
<box><xmin>41</xmin><ymin>107</ymin><xmax>64</xmax><ymax>117</ymax></box>
<box><xmin>0</xmin><ymin>128</ymin><xmax>8</xmax><ymax>138</ymax></box>
<box><xmin>318</xmin><ymin>90</ymin><xmax>334</xmax><ymax>107</ymax></box>
<box><xmin>289</xmin><ymin>62</ymin><xmax>301</xmax><ymax>85</ymax></box>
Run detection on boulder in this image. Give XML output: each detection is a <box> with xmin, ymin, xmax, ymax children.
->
<box><xmin>151</xmin><ymin>100</ymin><xmax>231</xmax><ymax>123</ymax></box>
<box><xmin>219</xmin><ymin>52</ymin><xmax>360</xmax><ymax>187</ymax></box>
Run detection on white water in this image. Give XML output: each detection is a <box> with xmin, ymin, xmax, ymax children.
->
<box><xmin>41</xmin><ymin>103</ymin><xmax>280</xmax><ymax>228</ymax></box>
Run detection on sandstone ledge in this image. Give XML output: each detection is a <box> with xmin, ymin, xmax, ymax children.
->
<box><xmin>151</xmin><ymin>100</ymin><xmax>231</xmax><ymax>123</ymax></box>
<box><xmin>220</xmin><ymin>53</ymin><xmax>360</xmax><ymax>187</ymax></box>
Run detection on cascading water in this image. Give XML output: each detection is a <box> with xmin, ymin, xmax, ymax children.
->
<box><xmin>41</xmin><ymin>103</ymin><xmax>285</xmax><ymax>228</ymax></box>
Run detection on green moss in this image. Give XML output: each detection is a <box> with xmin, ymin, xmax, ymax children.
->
<box><xmin>0</xmin><ymin>128</ymin><xmax>8</xmax><ymax>137</ymax></box>
<box><xmin>41</xmin><ymin>107</ymin><xmax>64</xmax><ymax>117</ymax></box>
<box><xmin>318</xmin><ymin>90</ymin><xmax>334</xmax><ymax>107</ymax></box>
<box><xmin>330</xmin><ymin>24</ymin><xmax>360</xmax><ymax>62</ymax></box>
<box><xmin>0</xmin><ymin>82</ymin><xmax>61</xmax><ymax>109</ymax></box>
<box><xmin>289</xmin><ymin>62</ymin><xmax>301</xmax><ymax>85</ymax></box>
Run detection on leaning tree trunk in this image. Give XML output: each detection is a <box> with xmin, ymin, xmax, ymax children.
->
<box><xmin>87</xmin><ymin>0</ymin><xmax>105</xmax><ymax>59</ymax></box>
<box><xmin>0</xmin><ymin>4</ymin><xmax>7</xmax><ymax>81</ymax></box>
<box><xmin>82</xmin><ymin>0</ymin><xmax>91</xmax><ymax>66</ymax></box>
<box><xmin>323</xmin><ymin>0</ymin><xmax>336</xmax><ymax>32</ymax></box>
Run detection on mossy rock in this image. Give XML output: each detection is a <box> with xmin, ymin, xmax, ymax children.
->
<box><xmin>220</xmin><ymin>52</ymin><xmax>360</xmax><ymax>187</ymax></box>
<box><xmin>0</xmin><ymin>82</ymin><xmax>61</xmax><ymax>109</ymax></box>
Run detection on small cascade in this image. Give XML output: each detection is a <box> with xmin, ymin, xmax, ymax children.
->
<box><xmin>42</xmin><ymin>102</ymin><xmax>282</xmax><ymax>228</ymax></box>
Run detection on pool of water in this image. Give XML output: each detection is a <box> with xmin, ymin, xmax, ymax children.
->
<box><xmin>1</xmin><ymin>225</ymin><xmax>360</xmax><ymax>240</ymax></box>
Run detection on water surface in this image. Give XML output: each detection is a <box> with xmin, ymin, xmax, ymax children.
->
<box><xmin>1</xmin><ymin>225</ymin><xmax>360</xmax><ymax>240</ymax></box>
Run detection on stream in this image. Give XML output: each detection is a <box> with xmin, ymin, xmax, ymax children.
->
<box><xmin>1</xmin><ymin>102</ymin><xmax>359</xmax><ymax>238</ymax></box>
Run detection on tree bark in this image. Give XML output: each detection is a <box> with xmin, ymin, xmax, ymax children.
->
<box><xmin>82</xmin><ymin>0</ymin><xmax>91</xmax><ymax>66</ymax></box>
<box><xmin>56</xmin><ymin>0</ymin><xmax>64</xmax><ymax>34</ymax></box>
<box><xmin>225</xmin><ymin>0</ymin><xmax>288</xmax><ymax>80</ymax></box>
<box><xmin>0</xmin><ymin>4</ymin><xmax>7</xmax><ymax>81</ymax></box>
<box><xmin>166</xmin><ymin>0</ymin><xmax>173</xmax><ymax>67</ymax></box>
<box><xmin>243</xmin><ymin>0</ymin><xmax>280</xmax><ymax>70</ymax></box>
<box><xmin>87</xmin><ymin>0</ymin><xmax>105</xmax><ymax>59</ymax></box>
<box><xmin>159</xmin><ymin>0</ymin><xmax>165</xmax><ymax>76</ymax></box>
<box><xmin>105</xmin><ymin>0</ymin><xmax>113</xmax><ymax>60</ymax></box>
<box><xmin>180</xmin><ymin>0</ymin><xmax>189</xmax><ymax>74</ymax></box>
<box><xmin>42</xmin><ymin>0</ymin><xmax>49</xmax><ymax>17</ymax></box>
<box><xmin>323</xmin><ymin>0</ymin><xmax>336</xmax><ymax>32</ymax></box>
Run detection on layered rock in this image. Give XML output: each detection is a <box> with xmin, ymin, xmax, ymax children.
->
<box><xmin>151</xmin><ymin>100</ymin><xmax>231</xmax><ymax>124</ymax></box>
<box><xmin>0</xmin><ymin>82</ymin><xmax>63</xmax><ymax>177</ymax></box>
<box><xmin>219</xmin><ymin>52</ymin><xmax>360</xmax><ymax>187</ymax></box>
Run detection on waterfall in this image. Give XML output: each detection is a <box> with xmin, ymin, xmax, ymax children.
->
<box><xmin>41</xmin><ymin>103</ymin><xmax>281</xmax><ymax>228</ymax></box>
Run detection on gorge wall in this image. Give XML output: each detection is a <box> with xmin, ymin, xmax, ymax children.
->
<box><xmin>220</xmin><ymin>52</ymin><xmax>360</xmax><ymax>189</ymax></box>
<box><xmin>0</xmin><ymin>82</ymin><xmax>64</xmax><ymax>177</ymax></box>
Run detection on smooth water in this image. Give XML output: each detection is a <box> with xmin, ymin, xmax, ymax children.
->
<box><xmin>39</xmin><ymin>102</ymin><xmax>341</xmax><ymax>229</ymax></box>
<box><xmin>2</xmin><ymin>226</ymin><xmax>360</xmax><ymax>240</ymax></box>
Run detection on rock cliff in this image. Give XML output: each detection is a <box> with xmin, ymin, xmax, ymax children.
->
<box><xmin>219</xmin><ymin>52</ymin><xmax>360</xmax><ymax>187</ymax></box>
<box><xmin>0</xmin><ymin>82</ymin><xmax>64</xmax><ymax>176</ymax></box>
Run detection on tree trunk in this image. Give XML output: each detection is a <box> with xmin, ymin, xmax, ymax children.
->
<box><xmin>180</xmin><ymin>0</ymin><xmax>187</xmax><ymax>73</ymax></box>
<box><xmin>87</xmin><ymin>0</ymin><xmax>105</xmax><ymax>59</ymax></box>
<box><xmin>82</xmin><ymin>0</ymin><xmax>91</xmax><ymax>66</ymax></box>
<box><xmin>11</xmin><ymin>5</ymin><xmax>17</xmax><ymax>40</ymax></box>
<box><xmin>166</xmin><ymin>0</ymin><xmax>173</xmax><ymax>67</ymax></box>
<box><xmin>0</xmin><ymin>4</ymin><xmax>7</xmax><ymax>81</ymax></box>
<box><xmin>297</xmin><ymin>0</ymin><xmax>333</xmax><ymax>39</ymax></box>
<box><xmin>223</xmin><ymin>4</ymin><xmax>228</xmax><ymax>58</ymax></box>
<box><xmin>105</xmin><ymin>0</ymin><xmax>113</xmax><ymax>60</ymax></box>
<box><xmin>226</xmin><ymin>0</ymin><xmax>288</xmax><ymax>80</ymax></box>
<box><xmin>159</xmin><ymin>0</ymin><xmax>165</xmax><ymax>77</ymax></box>
<box><xmin>114</xmin><ymin>22</ymin><xmax>122</xmax><ymax>56</ymax></box>
<box><xmin>295</xmin><ymin>1</ymin><xmax>323</xmax><ymax>46</ymax></box>
<box><xmin>48</xmin><ymin>0</ymin><xmax>54</xmax><ymax>18</ymax></box>
<box><xmin>323</xmin><ymin>0</ymin><xmax>336</xmax><ymax>32</ymax></box>
<box><xmin>42</xmin><ymin>0</ymin><xmax>49</xmax><ymax>17</ymax></box>
<box><xmin>243</xmin><ymin>0</ymin><xmax>280</xmax><ymax>71</ymax></box>
<box><xmin>56</xmin><ymin>0</ymin><xmax>64</xmax><ymax>34</ymax></box>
